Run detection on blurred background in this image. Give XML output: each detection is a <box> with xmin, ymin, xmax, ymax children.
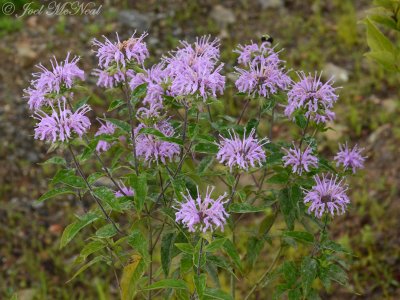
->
<box><xmin>0</xmin><ymin>0</ymin><xmax>399</xmax><ymax>299</ymax></box>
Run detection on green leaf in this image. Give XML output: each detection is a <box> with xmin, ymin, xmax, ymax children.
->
<box><xmin>281</xmin><ymin>261</ymin><xmax>299</xmax><ymax>286</ymax></box>
<box><xmin>205</xmin><ymin>238</ymin><xmax>227</xmax><ymax>252</ymax></box>
<box><xmin>139</xmin><ymin>127</ymin><xmax>183</xmax><ymax>145</ymax></box>
<box><xmin>366</xmin><ymin>51</ymin><xmax>398</xmax><ymax>71</ymax></box>
<box><xmin>67</xmin><ymin>256</ymin><xmax>105</xmax><ymax>283</ymax></box>
<box><xmin>300</xmin><ymin>256</ymin><xmax>318</xmax><ymax>297</ymax></box>
<box><xmin>229</xmin><ymin>203</ymin><xmax>265</xmax><ymax>213</ymax></box>
<box><xmin>128</xmin><ymin>173</ymin><xmax>147</xmax><ymax>213</ymax></box>
<box><xmin>283</xmin><ymin>231</ymin><xmax>314</xmax><ymax>244</ymax></box>
<box><xmin>96</xmin><ymin>223</ymin><xmax>117</xmax><ymax>238</ymax></box>
<box><xmin>203</xmin><ymin>288</ymin><xmax>233</xmax><ymax>300</ymax></box>
<box><xmin>36</xmin><ymin>187</ymin><xmax>75</xmax><ymax>203</ymax></box>
<box><xmin>52</xmin><ymin>169</ymin><xmax>86</xmax><ymax>189</ymax></box>
<box><xmin>267</xmin><ymin>173</ymin><xmax>289</xmax><ymax>184</ymax></box>
<box><xmin>142</xmin><ymin>279</ymin><xmax>187</xmax><ymax>291</ymax></box>
<box><xmin>161</xmin><ymin>233</ymin><xmax>176</xmax><ymax>276</ymax></box>
<box><xmin>194</xmin><ymin>274</ymin><xmax>207</xmax><ymax>300</ymax></box>
<box><xmin>60</xmin><ymin>212</ymin><xmax>99</xmax><ymax>248</ymax></box>
<box><xmin>121</xmin><ymin>254</ymin><xmax>147</xmax><ymax>300</ymax></box>
<box><xmin>295</xmin><ymin>114</ymin><xmax>308</xmax><ymax>129</ymax></box>
<box><xmin>288</xmin><ymin>287</ymin><xmax>302</xmax><ymax>300</ymax></box>
<box><xmin>175</xmin><ymin>243</ymin><xmax>194</xmax><ymax>255</ymax></box>
<box><xmin>106</xmin><ymin>118</ymin><xmax>131</xmax><ymax>133</ymax></box>
<box><xmin>279</xmin><ymin>188</ymin><xmax>296</xmax><ymax>230</ymax></box>
<box><xmin>39</xmin><ymin>156</ymin><xmax>66</xmax><ymax>166</ymax></box>
<box><xmin>326</xmin><ymin>264</ymin><xmax>348</xmax><ymax>285</ymax></box>
<box><xmin>246</xmin><ymin>236</ymin><xmax>264</xmax><ymax>268</ymax></box>
<box><xmin>92</xmin><ymin>186</ymin><xmax>122</xmax><ymax>212</ymax></box>
<box><xmin>194</xmin><ymin>143</ymin><xmax>219</xmax><ymax>154</ymax></box>
<box><xmin>108</xmin><ymin>99</ymin><xmax>125</xmax><ymax>111</ymax></box>
<box><xmin>79</xmin><ymin>240</ymin><xmax>106</xmax><ymax>261</ymax></box>
<box><xmin>223</xmin><ymin>240</ymin><xmax>243</xmax><ymax>273</ymax></box>
<box><xmin>366</xmin><ymin>18</ymin><xmax>395</xmax><ymax>53</ymax></box>
<box><xmin>131</xmin><ymin>83</ymin><xmax>148</xmax><ymax>98</ymax></box>
<box><xmin>197</xmin><ymin>156</ymin><xmax>214</xmax><ymax>174</ymax></box>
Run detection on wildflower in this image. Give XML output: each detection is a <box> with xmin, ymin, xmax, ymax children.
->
<box><xmin>93</xmin><ymin>32</ymin><xmax>149</xmax><ymax>69</ymax></box>
<box><xmin>114</xmin><ymin>182</ymin><xmax>134</xmax><ymax>198</ymax></box>
<box><xmin>95</xmin><ymin>120</ymin><xmax>116</xmax><ymax>153</ymax></box>
<box><xmin>216</xmin><ymin>129</ymin><xmax>268</xmax><ymax>171</ymax></box>
<box><xmin>234</xmin><ymin>45</ymin><xmax>290</xmax><ymax>97</ymax></box>
<box><xmin>234</xmin><ymin>41</ymin><xmax>276</xmax><ymax>65</ymax></box>
<box><xmin>285</xmin><ymin>72</ymin><xmax>338</xmax><ymax>124</ymax></box>
<box><xmin>282</xmin><ymin>144</ymin><xmax>318</xmax><ymax>175</ymax></box>
<box><xmin>129</xmin><ymin>63</ymin><xmax>166</xmax><ymax>105</ymax></box>
<box><xmin>136</xmin><ymin>103</ymin><xmax>164</xmax><ymax>121</ymax></box>
<box><xmin>135</xmin><ymin>120</ymin><xmax>180</xmax><ymax>164</ymax></box>
<box><xmin>34</xmin><ymin>100</ymin><xmax>91</xmax><ymax>142</ymax></box>
<box><xmin>175</xmin><ymin>186</ymin><xmax>229</xmax><ymax>233</ymax></box>
<box><xmin>163</xmin><ymin>35</ymin><xmax>225</xmax><ymax>100</ymax></box>
<box><xmin>334</xmin><ymin>143</ymin><xmax>366</xmax><ymax>173</ymax></box>
<box><xmin>93</xmin><ymin>69</ymin><xmax>133</xmax><ymax>88</ymax></box>
<box><xmin>304</xmin><ymin>174</ymin><xmax>350</xmax><ymax>218</ymax></box>
<box><xmin>24</xmin><ymin>53</ymin><xmax>84</xmax><ymax>110</ymax></box>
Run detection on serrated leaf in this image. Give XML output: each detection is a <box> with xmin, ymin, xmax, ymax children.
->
<box><xmin>197</xmin><ymin>156</ymin><xmax>214</xmax><ymax>174</ymax></box>
<box><xmin>205</xmin><ymin>238</ymin><xmax>227</xmax><ymax>252</ymax></box>
<box><xmin>128</xmin><ymin>173</ymin><xmax>147</xmax><ymax>213</ymax></box>
<box><xmin>142</xmin><ymin>279</ymin><xmax>187</xmax><ymax>291</ymax></box>
<box><xmin>106</xmin><ymin>118</ymin><xmax>131</xmax><ymax>133</ymax></box>
<box><xmin>366</xmin><ymin>18</ymin><xmax>395</xmax><ymax>53</ymax></box>
<box><xmin>229</xmin><ymin>203</ymin><xmax>265</xmax><ymax>213</ymax></box>
<box><xmin>175</xmin><ymin>243</ymin><xmax>194</xmax><ymax>254</ymax></box>
<box><xmin>326</xmin><ymin>264</ymin><xmax>348</xmax><ymax>285</ymax></box>
<box><xmin>203</xmin><ymin>288</ymin><xmax>233</xmax><ymax>300</ymax></box>
<box><xmin>121</xmin><ymin>254</ymin><xmax>147</xmax><ymax>300</ymax></box>
<box><xmin>267</xmin><ymin>173</ymin><xmax>289</xmax><ymax>184</ymax></box>
<box><xmin>52</xmin><ymin>169</ymin><xmax>86</xmax><ymax>189</ymax></box>
<box><xmin>92</xmin><ymin>186</ymin><xmax>122</xmax><ymax>212</ymax></box>
<box><xmin>139</xmin><ymin>127</ymin><xmax>183</xmax><ymax>145</ymax></box>
<box><xmin>39</xmin><ymin>156</ymin><xmax>66</xmax><ymax>166</ymax></box>
<box><xmin>194</xmin><ymin>143</ymin><xmax>219</xmax><ymax>154</ymax></box>
<box><xmin>246</xmin><ymin>236</ymin><xmax>264</xmax><ymax>268</ymax></box>
<box><xmin>108</xmin><ymin>99</ymin><xmax>125</xmax><ymax>111</ymax></box>
<box><xmin>283</xmin><ymin>231</ymin><xmax>314</xmax><ymax>244</ymax></box>
<box><xmin>36</xmin><ymin>187</ymin><xmax>75</xmax><ymax>203</ymax></box>
<box><xmin>79</xmin><ymin>240</ymin><xmax>106</xmax><ymax>260</ymax></box>
<box><xmin>67</xmin><ymin>256</ymin><xmax>105</xmax><ymax>283</ymax></box>
<box><xmin>96</xmin><ymin>223</ymin><xmax>117</xmax><ymax>238</ymax></box>
<box><xmin>279</xmin><ymin>188</ymin><xmax>296</xmax><ymax>230</ymax></box>
<box><xmin>223</xmin><ymin>239</ymin><xmax>243</xmax><ymax>273</ymax></box>
<box><xmin>161</xmin><ymin>232</ymin><xmax>176</xmax><ymax>276</ymax></box>
<box><xmin>60</xmin><ymin>212</ymin><xmax>99</xmax><ymax>248</ymax></box>
<box><xmin>194</xmin><ymin>274</ymin><xmax>207</xmax><ymax>299</ymax></box>
<box><xmin>300</xmin><ymin>256</ymin><xmax>318</xmax><ymax>297</ymax></box>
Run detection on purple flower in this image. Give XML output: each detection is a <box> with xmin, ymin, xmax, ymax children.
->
<box><xmin>93</xmin><ymin>32</ymin><xmax>149</xmax><ymax>69</ymax></box>
<box><xmin>129</xmin><ymin>63</ymin><xmax>166</xmax><ymax>105</ymax></box>
<box><xmin>163</xmin><ymin>36</ymin><xmax>225</xmax><ymax>100</ymax></box>
<box><xmin>34</xmin><ymin>100</ymin><xmax>91</xmax><ymax>142</ymax></box>
<box><xmin>175</xmin><ymin>186</ymin><xmax>229</xmax><ymax>233</ymax></box>
<box><xmin>334</xmin><ymin>143</ymin><xmax>366</xmax><ymax>173</ymax></box>
<box><xmin>24</xmin><ymin>53</ymin><xmax>84</xmax><ymax>110</ymax></box>
<box><xmin>135</xmin><ymin>120</ymin><xmax>180</xmax><ymax>164</ymax></box>
<box><xmin>304</xmin><ymin>174</ymin><xmax>350</xmax><ymax>218</ymax></box>
<box><xmin>95</xmin><ymin>120</ymin><xmax>116</xmax><ymax>153</ymax></box>
<box><xmin>115</xmin><ymin>182</ymin><xmax>134</xmax><ymax>198</ymax></box>
<box><xmin>234</xmin><ymin>41</ymin><xmax>274</xmax><ymax>65</ymax></box>
<box><xmin>216</xmin><ymin>129</ymin><xmax>268</xmax><ymax>171</ymax></box>
<box><xmin>234</xmin><ymin>46</ymin><xmax>290</xmax><ymax>98</ymax></box>
<box><xmin>285</xmin><ymin>72</ymin><xmax>339</xmax><ymax>124</ymax></box>
<box><xmin>93</xmin><ymin>69</ymin><xmax>128</xmax><ymax>88</ymax></box>
<box><xmin>136</xmin><ymin>103</ymin><xmax>164</xmax><ymax>121</ymax></box>
<box><xmin>282</xmin><ymin>144</ymin><xmax>318</xmax><ymax>175</ymax></box>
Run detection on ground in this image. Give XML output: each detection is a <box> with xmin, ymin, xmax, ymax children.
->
<box><xmin>0</xmin><ymin>0</ymin><xmax>399</xmax><ymax>299</ymax></box>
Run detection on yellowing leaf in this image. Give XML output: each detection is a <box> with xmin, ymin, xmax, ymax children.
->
<box><xmin>121</xmin><ymin>254</ymin><xmax>146</xmax><ymax>300</ymax></box>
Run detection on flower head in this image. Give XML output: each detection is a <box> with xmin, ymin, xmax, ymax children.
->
<box><xmin>95</xmin><ymin>120</ymin><xmax>116</xmax><ymax>153</ymax></box>
<box><xmin>24</xmin><ymin>53</ymin><xmax>84</xmax><ymax>110</ymax></box>
<box><xmin>234</xmin><ymin>45</ymin><xmax>290</xmax><ymax>98</ymax></box>
<box><xmin>175</xmin><ymin>186</ymin><xmax>229</xmax><ymax>233</ymax></box>
<box><xmin>114</xmin><ymin>182</ymin><xmax>134</xmax><ymax>198</ymax></box>
<box><xmin>216</xmin><ymin>129</ymin><xmax>268</xmax><ymax>171</ymax></box>
<box><xmin>93</xmin><ymin>32</ymin><xmax>149</xmax><ymax>69</ymax></box>
<box><xmin>285</xmin><ymin>72</ymin><xmax>338</xmax><ymax>124</ymax></box>
<box><xmin>334</xmin><ymin>143</ymin><xmax>366</xmax><ymax>173</ymax></box>
<box><xmin>34</xmin><ymin>100</ymin><xmax>91</xmax><ymax>142</ymax></box>
<box><xmin>93</xmin><ymin>69</ymin><xmax>134</xmax><ymax>88</ymax></box>
<box><xmin>304</xmin><ymin>174</ymin><xmax>350</xmax><ymax>218</ymax></box>
<box><xmin>135</xmin><ymin>120</ymin><xmax>180</xmax><ymax>164</ymax></box>
<box><xmin>282</xmin><ymin>144</ymin><xmax>318</xmax><ymax>175</ymax></box>
<box><xmin>163</xmin><ymin>35</ymin><xmax>225</xmax><ymax>100</ymax></box>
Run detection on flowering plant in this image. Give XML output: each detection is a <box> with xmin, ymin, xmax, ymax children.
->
<box><xmin>27</xmin><ymin>32</ymin><xmax>365</xmax><ymax>299</ymax></box>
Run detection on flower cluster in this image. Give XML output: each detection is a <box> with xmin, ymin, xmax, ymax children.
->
<box><xmin>135</xmin><ymin>120</ymin><xmax>180</xmax><ymax>164</ymax></box>
<box><xmin>92</xmin><ymin>32</ymin><xmax>149</xmax><ymax>88</ymax></box>
<box><xmin>285</xmin><ymin>72</ymin><xmax>338</xmax><ymax>124</ymax></box>
<box><xmin>335</xmin><ymin>143</ymin><xmax>366</xmax><ymax>173</ymax></box>
<box><xmin>175</xmin><ymin>186</ymin><xmax>229</xmax><ymax>232</ymax></box>
<box><xmin>163</xmin><ymin>35</ymin><xmax>225</xmax><ymax>100</ymax></box>
<box><xmin>216</xmin><ymin>129</ymin><xmax>268</xmax><ymax>171</ymax></box>
<box><xmin>282</xmin><ymin>144</ymin><xmax>318</xmax><ymax>175</ymax></box>
<box><xmin>304</xmin><ymin>174</ymin><xmax>350</xmax><ymax>218</ymax></box>
<box><xmin>34</xmin><ymin>100</ymin><xmax>91</xmax><ymax>142</ymax></box>
<box><xmin>114</xmin><ymin>182</ymin><xmax>134</xmax><ymax>198</ymax></box>
<box><xmin>234</xmin><ymin>42</ymin><xmax>290</xmax><ymax>98</ymax></box>
<box><xmin>25</xmin><ymin>53</ymin><xmax>84</xmax><ymax>110</ymax></box>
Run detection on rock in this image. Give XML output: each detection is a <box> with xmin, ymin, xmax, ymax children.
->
<box><xmin>323</xmin><ymin>63</ymin><xmax>349</xmax><ymax>83</ymax></box>
<box><xmin>258</xmin><ymin>0</ymin><xmax>283</xmax><ymax>9</ymax></box>
<box><xmin>382</xmin><ymin>99</ymin><xmax>397</xmax><ymax>114</ymax></box>
<box><xmin>118</xmin><ymin>10</ymin><xmax>153</xmax><ymax>32</ymax></box>
<box><xmin>16</xmin><ymin>41</ymin><xmax>38</xmax><ymax>67</ymax></box>
<box><xmin>210</xmin><ymin>5</ymin><xmax>236</xmax><ymax>29</ymax></box>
